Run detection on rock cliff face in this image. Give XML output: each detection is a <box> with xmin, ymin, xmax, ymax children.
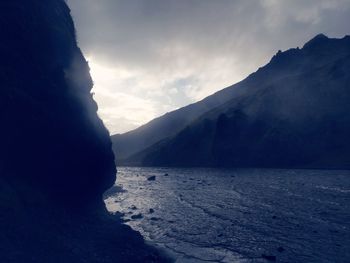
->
<box><xmin>0</xmin><ymin>0</ymin><xmax>115</xmax><ymax>205</ymax></box>
<box><xmin>0</xmin><ymin>1</ymin><xmax>169</xmax><ymax>262</ymax></box>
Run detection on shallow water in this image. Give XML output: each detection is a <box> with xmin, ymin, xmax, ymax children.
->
<box><xmin>104</xmin><ymin>167</ymin><xmax>350</xmax><ymax>263</ymax></box>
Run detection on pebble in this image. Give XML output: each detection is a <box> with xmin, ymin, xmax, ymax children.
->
<box><xmin>262</xmin><ymin>254</ymin><xmax>276</xmax><ymax>261</ymax></box>
<box><xmin>131</xmin><ymin>214</ymin><xmax>143</xmax><ymax>220</ymax></box>
<box><xmin>277</xmin><ymin>247</ymin><xmax>285</xmax><ymax>253</ymax></box>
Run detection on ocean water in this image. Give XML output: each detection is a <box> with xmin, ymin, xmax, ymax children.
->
<box><xmin>104</xmin><ymin>167</ymin><xmax>350</xmax><ymax>263</ymax></box>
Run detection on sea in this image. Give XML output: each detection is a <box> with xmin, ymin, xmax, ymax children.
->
<box><xmin>104</xmin><ymin>167</ymin><xmax>350</xmax><ymax>263</ymax></box>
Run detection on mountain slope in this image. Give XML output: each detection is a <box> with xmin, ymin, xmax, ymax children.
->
<box><xmin>122</xmin><ymin>34</ymin><xmax>350</xmax><ymax>168</ymax></box>
<box><xmin>111</xmin><ymin>60</ymin><xmax>265</xmax><ymax>160</ymax></box>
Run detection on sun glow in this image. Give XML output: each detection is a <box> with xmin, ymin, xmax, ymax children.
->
<box><xmin>89</xmin><ymin>58</ymin><xmax>135</xmax><ymax>81</ymax></box>
<box><xmin>86</xmin><ymin>57</ymin><xmax>158</xmax><ymax>134</ymax></box>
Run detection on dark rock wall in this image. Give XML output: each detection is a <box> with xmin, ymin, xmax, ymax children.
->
<box><xmin>0</xmin><ymin>2</ymin><xmax>171</xmax><ymax>262</ymax></box>
<box><xmin>0</xmin><ymin>0</ymin><xmax>116</xmax><ymax>205</ymax></box>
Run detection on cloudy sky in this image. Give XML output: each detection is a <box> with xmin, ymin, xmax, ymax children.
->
<box><xmin>66</xmin><ymin>0</ymin><xmax>350</xmax><ymax>134</ymax></box>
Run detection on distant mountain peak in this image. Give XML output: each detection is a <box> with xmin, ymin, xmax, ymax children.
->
<box><xmin>309</xmin><ymin>33</ymin><xmax>329</xmax><ymax>42</ymax></box>
<box><xmin>313</xmin><ymin>33</ymin><xmax>328</xmax><ymax>39</ymax></box>
<box><xmin>303</xmin><ymin>33</ymin><xmax>329</xmax><ymax>49</ymax></box>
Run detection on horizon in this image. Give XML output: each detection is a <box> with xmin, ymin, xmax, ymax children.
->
<box><xmin>67</xmin><ymin>0</ymin><xmax>350</xmax><ymax>134</ymax></box>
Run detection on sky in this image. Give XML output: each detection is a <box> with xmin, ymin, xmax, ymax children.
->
<box><xmin>66</xmin><ymin>0</ymin><xmax>350</xmax><ymax>134</ymax></box>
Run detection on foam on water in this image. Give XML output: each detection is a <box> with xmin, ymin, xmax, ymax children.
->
<box><xmin>105</xmin><ymin>167</ymin><xmax>350</xmax><ymax>263</ymax></box>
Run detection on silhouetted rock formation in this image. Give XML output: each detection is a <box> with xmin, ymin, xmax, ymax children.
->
<box><xmin>0</xmin><ymin>0</ymin><xmax>115</xmax><ymax>206</ymax></box>
<box><xmin>119</xmin><ymin>34</ymin><xmax>350</xmax><ymax>169</ymax></box>
<box><xmin>0</xmin><ymin>1</ymin><xmax>169</xmax><ymax>262</ymax></box>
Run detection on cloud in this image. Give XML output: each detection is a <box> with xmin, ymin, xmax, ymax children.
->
<box><xmin>261</xmin><ymin>0</ymin><xmax>350</xmax><ymax>27</ymax></box>
<box><xmin>88</xmin><ymin>57</ymin><xmax>173</xmax><ymax>134</ymax></box>
<box><xmin>67</xmin><ymin>0</ymin><xmax>350</xmax><ymax>134</ymax></box>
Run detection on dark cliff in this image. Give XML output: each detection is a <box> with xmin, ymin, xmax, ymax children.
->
<box><xmin>0</xmin><ymin>1</ymin><xmax>169</xmax><ymax>262</ymax></box>
<box><xmin>121</xmin><ymin>35</ymin><xmax>350</xmax><ymax>168</ymax></box>
<box><xmin>0</xmin><ymin>0</ymin><xmax>115</xmax><ymax>205</ymax></box>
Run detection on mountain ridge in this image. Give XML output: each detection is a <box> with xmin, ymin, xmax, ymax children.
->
<box><xmin>114</xmin><ymin>34</ymin><xmax>350</xmax><ymax>168</ymax></box>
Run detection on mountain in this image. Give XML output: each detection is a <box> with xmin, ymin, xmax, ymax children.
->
<box><xmin>0</xmin><ymin>1</ymin><xmax>168</xmax><ymax>262</ymax></box>
<box><xmin>112</xmin><ymin>64</ymin><xmax>251</xmax><ymax>161</ymax></box>
<box><xmin>117</xmin><ymin>34</ymin><xmax>350</xmax><ymax>168</ymax></box>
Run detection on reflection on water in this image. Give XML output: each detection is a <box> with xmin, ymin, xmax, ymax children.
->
<box><xmin>105</xmin><ymin>167</ymin><xmax>350</xmax><ymax>263</ymax></box>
